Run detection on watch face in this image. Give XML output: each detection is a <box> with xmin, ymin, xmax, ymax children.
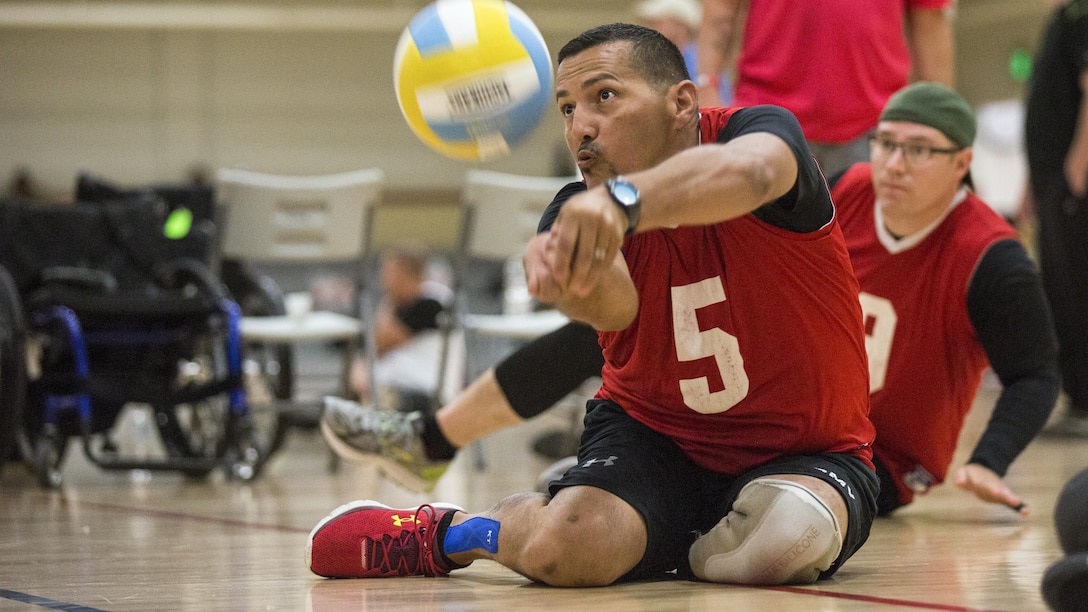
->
<box><xmin>608</xmin><ymin>178</ymin><xmax>640</xmax><ymax>234</ymax></box>
<box><xmin>611</xmin><ymin>180</ymin><xmax>639</xmax><ymax>205</ymax></box>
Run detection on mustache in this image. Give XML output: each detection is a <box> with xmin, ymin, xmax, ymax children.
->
<box><xmin>577</xmin><ymin>141</ymin><xmax>603</xmax><ymax>158</ymax></box>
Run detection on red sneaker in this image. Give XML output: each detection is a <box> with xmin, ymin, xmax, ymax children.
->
<box><xmin>306</xmin><ymin>500</ymin><xmax>463</xmax><ymax>578</ymax></box>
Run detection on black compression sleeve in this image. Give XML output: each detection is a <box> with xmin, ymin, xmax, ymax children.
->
<box><xmin>494</xmin><ymin>321</ymin><xmax>605</xmax><ymax>419</ymax></box>
<box><xmin>965</xmin><ymin>239</ymin><xmax>1061</xmax><ymax>475</ymax></box>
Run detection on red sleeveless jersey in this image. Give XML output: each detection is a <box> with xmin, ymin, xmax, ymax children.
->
<box><xmin>833</xmin><ymin>163</ymin><xmax>1018</xmax><ymax>504</ymax></box>
<box><xmin>596</xmin><ymin>108</ymin><xmax>875</xmax><ymax>475</ymax></box>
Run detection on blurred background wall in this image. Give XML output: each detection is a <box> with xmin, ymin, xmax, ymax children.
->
<box><xmin>0</xmin><ymin>0</ymin><xmax>1054</xmax><ymax>210</ymax></box>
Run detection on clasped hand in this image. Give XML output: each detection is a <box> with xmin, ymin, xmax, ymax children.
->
<box><xmin>525</xmin><ymin>188</ymin><xmax>627</xmax><ymax>303</ymax></box>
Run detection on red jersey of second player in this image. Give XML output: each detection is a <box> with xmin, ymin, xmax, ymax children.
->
<box><xmin>833</xmin><ymin>163</ymin><xmax>1018</xmax><ymax>505</ymax></box>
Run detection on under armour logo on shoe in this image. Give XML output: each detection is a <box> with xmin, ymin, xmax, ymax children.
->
<box><xmin>391</xmin><ymin>514</ymin><xmax>420</xmax><ymax>527</ymax></box>
<box><xmin>582</xmin><ymin>455</ymin><xmax>617</xmax><ymax>467</ymax></box>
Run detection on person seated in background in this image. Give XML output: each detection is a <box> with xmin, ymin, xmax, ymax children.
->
<box><xmin>827</xmin><ymin>82</ymin><xmax>1058</xmax><ymax>515</ymax></box>
<box><xmin>346</xmin><ymin>246</ymin><xmax>450</xmax><ymax>414</ymax></box>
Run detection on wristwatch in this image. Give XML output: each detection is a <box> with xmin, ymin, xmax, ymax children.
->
<box><xmin>606</xmin><ymin>176</ymin><xmax>641</xmax><ymax>235</ymax></box>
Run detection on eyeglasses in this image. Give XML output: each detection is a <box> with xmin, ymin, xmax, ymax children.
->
<box><xmin>868</xmin><ymin>135</ymin><xmax>962</xmax><ymax>166</ymax></box>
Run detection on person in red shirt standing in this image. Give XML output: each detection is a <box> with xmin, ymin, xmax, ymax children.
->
<box><xmin>308</xmin><ymin>23</ymin><xmax>878</xmax><ymax>587</ymax></box>
<box><xmin>695</xmin><ymin>0</ymin><xmax>954</xmax><ymax>175</ymax></box>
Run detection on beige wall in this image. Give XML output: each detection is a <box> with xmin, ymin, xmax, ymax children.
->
<box><xmin>0</xmin><ymin>2</ymin><xmax>626</xmax><ymax>200</ymax></box>
<box><xmin>0</xmin><ymin>0</ymin><xmax>1056</xmax><ymax>204</ymax></box>
<box><xmin>954</xmin><ymin>0</ymin><xmax>1052</xmax><ymax>105</ymax></box>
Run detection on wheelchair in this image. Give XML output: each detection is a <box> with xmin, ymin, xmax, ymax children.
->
<box><xmin>0</xmin><ymin>194</ymin><xmax>278</xmax><ymax>487</ymax></box>
<box><xmin>75</xmin><ymin>172</ymin><xmax>295</xmax><ymax>451</ymax></box>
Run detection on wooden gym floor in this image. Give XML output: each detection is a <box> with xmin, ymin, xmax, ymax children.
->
<box><xmin>1</xmin><ymin>369</ymin><xmax>1085</xmax><ymax>611</ymax></box>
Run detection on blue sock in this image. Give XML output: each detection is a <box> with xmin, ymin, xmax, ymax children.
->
<box><xmin>443</xmin><ymin>517</ymin><xmax>500</xmax><ymax>555</ymax></box>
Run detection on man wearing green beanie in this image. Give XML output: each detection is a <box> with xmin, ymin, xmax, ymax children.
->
<box><xmin>831</xmin><ymin>81</ymin><xmax>1059</xmax><ymax>515</ymax></box>
<box><xmin>322</xmin><ymin>80</ymin><xmax>1059</xmax><ymax>525</ymax></box>
<box><xmin>879</xmin><ymin>81</ymin><xmax>977</xmax><ymax>150</ymax></box>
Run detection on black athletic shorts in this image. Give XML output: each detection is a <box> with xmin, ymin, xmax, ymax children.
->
<box><xmin>549</xmin><ymin>399</ymin><xmax>879</xmax><ymax>582</ymax></box>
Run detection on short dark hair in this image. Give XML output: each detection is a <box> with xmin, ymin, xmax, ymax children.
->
<box><xmin>557</xmin><ymin>23</ymin><xmax>690</xmax><ymax>91</ymax></box>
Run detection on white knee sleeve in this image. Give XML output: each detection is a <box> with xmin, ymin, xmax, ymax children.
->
<box><xmin>688</xmin><ymin>478</ymin><xmax>843</xmax><ymax>585</ymax></box>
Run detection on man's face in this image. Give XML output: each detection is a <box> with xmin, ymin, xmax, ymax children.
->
<box><xmin>869</xmin><ymin>121</ymin><xmax>971</xmax><ymax>219</ymax></box>
<box><xmin>554</xmin><ymin>41</ymin><xmax>677</xmax><ymax>188</ymax></box>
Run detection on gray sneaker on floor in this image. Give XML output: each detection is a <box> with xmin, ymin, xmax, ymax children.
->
<box><xmin>321</xmin><ymin>396</ymin><xmax>450</xmax><ymax>493</ymax></box>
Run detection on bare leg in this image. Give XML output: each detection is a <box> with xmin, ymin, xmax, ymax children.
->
<box><xmin>349</xmin><ymin>354</ymin><xmax>372</xmax><ymax>400</ymax></box>
<box><xmin>447</xmin><ymin>485</ymin><xmax>646</xmax><ymax>586</ymax></box>
<box><xmin>436</xmin><ymin>368</ymin><xmax>524</xmax><ymax>448</ymax></box>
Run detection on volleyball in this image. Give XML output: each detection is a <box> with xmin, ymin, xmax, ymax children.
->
<box><xmin>393</xmin><ymin>0</ymin><xmax>553</xmax><ymax>161</ymax></box>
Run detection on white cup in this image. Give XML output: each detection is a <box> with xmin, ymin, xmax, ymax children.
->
<box><xmin>284</xmin><ymin>291</ymin><xmax>313</xmax><ymax>322</ymax></box>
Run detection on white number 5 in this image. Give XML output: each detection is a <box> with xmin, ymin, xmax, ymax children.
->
<box><xmin>672</xmin><ymin>278</ymin><xmax>749</xmax><ymax>414</ymax></box>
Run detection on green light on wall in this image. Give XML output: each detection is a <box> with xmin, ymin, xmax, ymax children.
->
<box><xmin>1010</xmin><ymin>48</ymin><xmax>1033</xmax><ymax>82</ymax></box>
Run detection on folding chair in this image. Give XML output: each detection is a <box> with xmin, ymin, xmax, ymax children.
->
<box><xmin>215</xmin><ymin>168</ymin><xmax>383</xmax><ymax>421</ymax></box>
<box><xmin>453</xmin><ymin>170</ymin><xmax>589</xmax><ymax>466</ymax></box>
<box><xmin>75</xmin><ymin>171</ymin><xmax>293</xmax><ymax>456</ymax></box>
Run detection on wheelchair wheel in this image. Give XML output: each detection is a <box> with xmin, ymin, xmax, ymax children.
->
<box><xmin>157</xmin><ymin>341</ymin><xmax>234</xmax><ymax>478</ymax></box>
<box><xmin>159</xmin><ymin>346</ymin><xmax>284</xmax><ymax>479</ymax></box>
<box><xmin>226</xmin><ymin>262</ymin><xmax>294</xmax><ymax>459</ymax></box>
<box><xmin>33</xmin><ymin>429</ymin><xmax>67</xmax><ymax>488</ymax></box>
<box><xmin>221</xmin><ymin>261</ymin><xmax>295</xmax><ymax>401</ymax></box>
<box><xmin>154</xmin><ymin>396</ymin><xmax>227</xmax><ymax>479</ymax></box>
<box><xmin>0</xmin><ymin>264</ymin><xmax>27</xmax><ymax>469</ymax></box>
<box><xmin>243</xmin><ymin>342</ymin><xmax>293</xmax><ymax>458</ymax></box>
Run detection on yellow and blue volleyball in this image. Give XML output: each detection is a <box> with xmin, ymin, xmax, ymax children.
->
<box><xmin>393</xmin><ymin>0</ymin><xmax>553</xmax><ymax>161</ymax></box>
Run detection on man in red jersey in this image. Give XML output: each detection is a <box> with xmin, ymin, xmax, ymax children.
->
<box><xmin>321</xmin><ymin>81</ymin><xmax>1059</xmax><ymax>522</ymax></box>
<box><xmin>309</xmin><ymin>23</ymin><xmax>878</xmax><ymax>586</ymax></box>
<box><xmin>831</xmin><ymin>82</ymin><xmax>1059</xmax><ymax>514</ymax></box>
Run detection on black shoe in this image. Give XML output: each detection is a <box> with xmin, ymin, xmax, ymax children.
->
<box><xmin>1041</xmin><ymin>551</ymin><xmax>1088</xmax><ymax>612</ymax></box>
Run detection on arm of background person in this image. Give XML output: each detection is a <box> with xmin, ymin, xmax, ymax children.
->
<box><xmin>373</xmin><ymin>303</ymin><xmax>413</xmax><ymax>355</ymax></box>
<box><xmin>1062</xmin><ymin>69</ymin><xmax>1088</xmax><ymax>196</ymax></box>
<box><xmin>956</xmin><ymin>239</ymin><xmax>1061</xmax><ymax>514</ymax></box>
<box><xmin>905</xmin><ymin>6</ymin><xmax>955</xmax><ymax>86</ymax></box>
<box><xmin>694</xmin><ymin>0</ymin><xmax>744</xmax><ymax>106</ymax></box>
